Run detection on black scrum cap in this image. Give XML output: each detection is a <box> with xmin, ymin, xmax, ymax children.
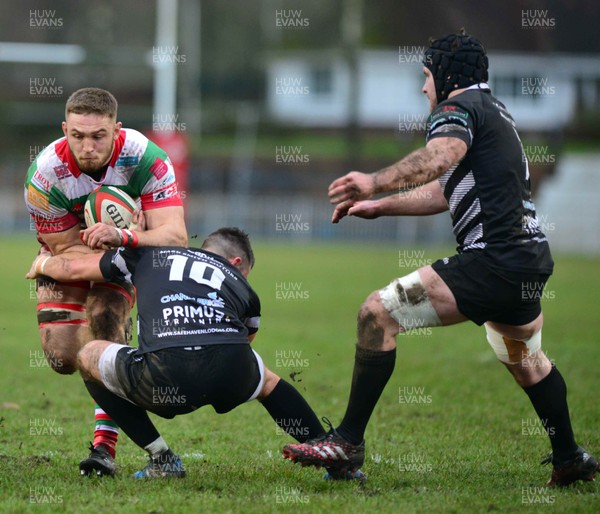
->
<box><xmin>423</xmin><ymin>30</ymin><xmax>489</xmax><ymax>103</ymax></box>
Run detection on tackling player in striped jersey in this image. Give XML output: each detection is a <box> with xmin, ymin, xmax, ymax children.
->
<box><xmin>26</xmin><ymin>228</ymin><xmax>349</xmax><ymax>479</ymax></box>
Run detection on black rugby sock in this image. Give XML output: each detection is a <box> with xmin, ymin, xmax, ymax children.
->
<box><xmin>260</xmin><ymin>379</ymin><xmax>324</xmax><ymax>442</ymax></box>
<box><xmin>84</xmin><ymin>380</ymin><xmax>161</xmax><ymax>449</ymax></box>
<box><xmin>337</xmin><ymin>346</ymin><xmax>396</xmax><ymax>445</ymax></box>
<box><xmin>523</xmin><ymin>365</ymin><xmax>579</xmax><ymax>463</ymax></box>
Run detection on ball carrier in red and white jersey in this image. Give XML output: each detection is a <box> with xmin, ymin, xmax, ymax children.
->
<box><xmin>23</xmin><ymin>88</ymin><xmax>188</xmax><ymax>476</ymax></box>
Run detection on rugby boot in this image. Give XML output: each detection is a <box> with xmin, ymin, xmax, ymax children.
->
<box><xmin>543</xmin><ymin>446</ymin><xmax>600</xmax><ymax>487</ymax></box>
<box><xmin>283</xmin><ymin>418</ymin><xmax>365</xmax><ymax>474</ymax></box>
<box><xmin>133</xmin><ymin>448</ymin><xmax>185</xmax><ymax>479</ymax></box>
<box><xmin>79</xmin><ymin>442</ymin><xmax>116</xmax><ymax>477</ymax></box>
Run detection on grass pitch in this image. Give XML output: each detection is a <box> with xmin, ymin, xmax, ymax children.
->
<box><xmin>0</xmin><ymin>235</ymin><xmax>599</xmax><ymax>513</ymax></box>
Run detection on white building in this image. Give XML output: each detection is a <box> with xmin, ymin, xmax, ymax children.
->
<box><xmin>266</xmin><ymin>49</ymin><xmax>600</xmax><ymax>132</ymax></box>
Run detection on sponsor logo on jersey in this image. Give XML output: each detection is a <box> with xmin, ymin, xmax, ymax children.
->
<box><xmin>33</xmin><ymin>170</ymin><xmax>52</xmax><ymax>190</ymax></box>
<box><xmin>432</xmin><ymin>106</ymin><xmax>468</xmax><ymax>120</ymax></box>
<box><xmin>116</xmin><ymin>156</ymin><xmax>140</xmax><ymax>167</ymax></box>
<box><xmin>153</xmin><ymin>183</ymin><xmax>178</xmax><ymax>202</ymax></box>
<box><xmin>159</xmin><ymin>292</ymin><xmax>225</xmax><ymax>308</ymax></box>
<box><xmin>150</xmin><ymin>157</ymin><xmax>169</xmax><ymax>181</ymax></box>
<box><xmin>27</xmin><ymin>185</ymin><xmax>49</xmax><ymax>210</ymax></box>
<box><xmin>53</xmin><ymin>163</ymin><xmax>70</xmax><ymax>180</ymax></box>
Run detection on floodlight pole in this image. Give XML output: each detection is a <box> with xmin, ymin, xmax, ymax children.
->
<box><xmin>153</xmin><ymin>0</ymin><xmax>179</xmax><ymax>121</ymax></box>
<box><xmin>342</xmin><ymin>0</ymin><xmax>363</xmax><ymax>166</ymax></box>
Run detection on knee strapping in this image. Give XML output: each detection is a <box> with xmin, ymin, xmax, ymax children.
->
<box><xmin>379</xmin><ymin>271</ymin><xmax>442</xmax><ymax>330</ymax></box>
<box><xmin>485</xmin><ymin>324</ymin><xmax>542</xmax><ymax>364</ymax></box>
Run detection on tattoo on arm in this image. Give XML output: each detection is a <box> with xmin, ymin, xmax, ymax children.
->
<box><xmin>372</xmin><ymin>138</ymin><xmax>465</xmax><ymax>193</ymax></box>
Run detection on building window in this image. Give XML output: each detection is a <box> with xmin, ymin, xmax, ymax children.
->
<box><xmin>309</xmin><ymin>66</ymin><xmax>333</xmax><ymax>96</ymax></box>
<box><xmin>493</xmin><ymin>75</ymin><xmax>518</xmax><ymax>99</ymax></box>
<box><xmin>493</xmin><ymin>75</ymin><xmax>544</xmax><ymax>102</ymax></box>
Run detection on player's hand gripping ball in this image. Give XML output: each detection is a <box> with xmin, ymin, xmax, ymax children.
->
<box><xmin>84</xmin><ymin>186</ymin><xmax>138</xmax><ymax>229</ymax></box>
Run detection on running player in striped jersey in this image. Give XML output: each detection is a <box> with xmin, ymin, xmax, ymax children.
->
<box><xmin>24</xmin><ymin>88</ymin><xmax>187</xmax><ymax>476</ymax></box>
<box><xmin>283</xmin><ymin>31</ymin><xmax>598</xmax><ymax>487</ymax></box>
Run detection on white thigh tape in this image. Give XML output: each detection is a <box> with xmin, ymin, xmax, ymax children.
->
<box><xmin>379</xmin><ymin>271</ymin><xmax>442</xmax><ymax>330</ymax></box>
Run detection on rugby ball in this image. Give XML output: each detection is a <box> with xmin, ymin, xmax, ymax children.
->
<box><xmin>84</xmin><ymin>186</ymin><xmax>137</xmax><ymax>229</ymax></box>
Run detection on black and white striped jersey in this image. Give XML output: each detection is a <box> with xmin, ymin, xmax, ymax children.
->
<box><xmin>426</xmin><ymin>85</ymin><xmax>554</xmax><ymax>273</ymax></box>
<box><xmin>99</xmin><ymin>246</ymin><xmax>261</xmax><ymax>354</ymax></box>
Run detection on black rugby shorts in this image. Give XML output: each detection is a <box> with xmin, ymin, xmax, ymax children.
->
<box><xmin>431</xmin><ymin>252</ymin><xmax>550</xmax><ymax>326</ymax></box>
<box><xmin>113</xmin><ymin>344</ymin><xmax>262</xmax><ymax>418</ymax></box>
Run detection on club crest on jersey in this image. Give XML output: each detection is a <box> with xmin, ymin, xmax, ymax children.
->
<box><xmin>53</xmin><ymin>163</ymin><xmax>70</xmax><ymax>180</ymax></box>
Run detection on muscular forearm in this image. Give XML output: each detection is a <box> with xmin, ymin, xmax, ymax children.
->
<box><xmin>42</xmin><ymin>224</ymin><xmax>97</xmax><ymax>256</ymax></box>
<box><xmin>372</xmin><ymin>137</ymin><xmax>467</xmax><ymax>194</ymax></box>
<box><xmin>373</xmin><ymin>147</ymin><xmax>447</xmax><ymax>194</ymax></box>
<box><xmin>29</xmin><ymin>252</ymin><xmax>104</xmax><ymax>282</ymax></box>
<box><xmin>135</xmin><ymin>224</ymin><xmax>187</xmax><ymax>247</ymax></box>
<box><xmin>81</xmin><ymin>206</ymin><xmax>188</xmax><ymax>250</ymax></box>
<box><xmin>375</xmin><ymin>187</ymin><xmax>448</xmax><ymax>216</ymax></box>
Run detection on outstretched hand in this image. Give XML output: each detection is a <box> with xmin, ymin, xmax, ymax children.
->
<box><xmin>328</xmin><ymin>171</ymin><xmax>376</xmax><ymax>223</ymax></box>
<box><xmin>328</xmin><ymin>171</ymin><xmax>375</xmax><ymax>205</ymax></box>
<box><xmin>332</xmin><ymin>199</ymin><xmax>381</xmax><ymax>223</ymax></box>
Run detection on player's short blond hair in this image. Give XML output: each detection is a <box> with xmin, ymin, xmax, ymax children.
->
<box><xmin>65</xmin><ymin>88</ymin><xmax>118</xmax><ymax>119</ymax></box>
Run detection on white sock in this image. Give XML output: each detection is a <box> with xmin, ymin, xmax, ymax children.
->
<box><xmin>144</xmin><ymin>436</ymin><xmax>168</xmax><ymax>456</ymax></box>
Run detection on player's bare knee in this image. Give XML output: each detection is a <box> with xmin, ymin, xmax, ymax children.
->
<box><xmin>77</xmin><ymin>340</ymin><xmax>108</xmax><ymax>382</ymax></box>
<box><xmin>258</xmin><ymin>368</ymin><xmax>280</xmax><ymax>400</ymax></box>
<box><xmin>40</xmin><ymin>332</ymin><xmax>78</xmax><ymax>374</ymax></box>
<box><xmin>357</xmin><ymin>292</ymin><xmax>389</xmax><ymax>350</ymax></box>
<box><xmin>509</xmin><ymin>349</ymin><xmax>552</xmax><ymax>387</ymax></box>
<box><xmin>47</xmin><ymin>353</ymin><xmax>78</xmax><ymax>375</ymax></box>
<box><xmin>76</xmin><ymin>346</ymin><xmax>93</xmax><ymax>380</ymax></box>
